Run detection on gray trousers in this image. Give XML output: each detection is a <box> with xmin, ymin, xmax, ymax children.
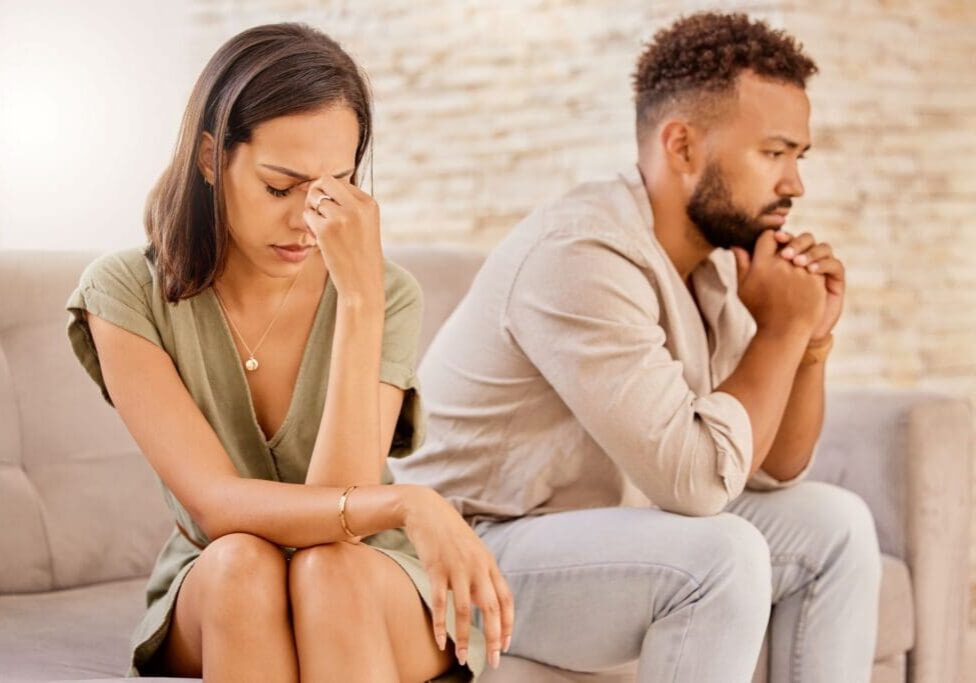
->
<box><xmin>475</xmin><ymin>481</ymin><xmax>882</xmax><ymax>683</ymax></box>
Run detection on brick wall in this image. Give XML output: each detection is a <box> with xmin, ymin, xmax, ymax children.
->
<box><xmin>188</xmin><ymin>0</ymin><xmax>976</xmax><ymax>627</ymax></box>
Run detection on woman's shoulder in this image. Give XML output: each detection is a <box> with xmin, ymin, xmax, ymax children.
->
<box><xmin>78</xmin><ymin>245</ymin><xmax>155</xmax><ymax>296</ymax></box>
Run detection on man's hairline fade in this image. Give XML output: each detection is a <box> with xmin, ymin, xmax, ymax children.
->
<box><xmin>632</xmin><ymin>12</ymin><xmax>818</xmax><ymax>142</ymax></box>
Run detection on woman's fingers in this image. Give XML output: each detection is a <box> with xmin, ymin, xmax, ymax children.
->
<box><xmin>428</xmin><ymin>566</ymin><xmax>449</xmax><ymax>652</ymax></box>
<box><xmin>474</xmin><ymin>572</ymin><xmax>503</xmax><ymax>669</ymax></box>
<box><xmin>308</xmin><ymin>172</ymin><xmax>355</xmax><ymax>208</ymax></box>
<box><xmin>450</xmin><ymin>573</ymin><xmax>472</xmax><ymax>667</ymax></box>
<box><xmin>490</xmin><ymin>564</ymin><xmax>515</xmax><ymax>653</ymax></box>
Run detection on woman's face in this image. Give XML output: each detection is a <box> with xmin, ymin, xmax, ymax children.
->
<box><xmin>204</xmin><ymin>104</ymin><xmax>360</xmax><ymax>277</ymax></box>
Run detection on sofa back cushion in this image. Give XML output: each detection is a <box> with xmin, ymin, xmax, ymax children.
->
<box><xmin>0</xmin><ymin>251</ymin><xmax>171</xmax><ymax>593</ymax></box>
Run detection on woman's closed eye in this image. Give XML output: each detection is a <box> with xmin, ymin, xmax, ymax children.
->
<box><xmin>265</xmin><ymin>184</ymin><xmax>291</xmax><ymax>198</ymax></box>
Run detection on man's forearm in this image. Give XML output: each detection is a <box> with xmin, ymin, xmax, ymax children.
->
<box><xmin>715</xmin><ymin>324</ymin><xmax>809</xmax><ymax>473</ymax></box>
<box><xmin>759</xmin><ymin>354</ymin><xmax>826</xmax><ymax>481</ymax></box>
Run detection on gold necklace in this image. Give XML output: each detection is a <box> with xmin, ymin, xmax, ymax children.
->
<box><xmin>213</xmin><ymin>266</ymin><xmax>304</xmax><ymax>372</ymax></box>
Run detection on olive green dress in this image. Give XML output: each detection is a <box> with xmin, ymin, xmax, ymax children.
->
<box><xmin>65</xmin><ymin>246</ymin><xmax>485</xmax><ymax>680</ymax></box>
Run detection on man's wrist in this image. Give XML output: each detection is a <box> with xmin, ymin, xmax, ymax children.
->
<box><xmin>801</xmin><ymin>334</ymin><xmax>833</xmax><ymax>366</ymax></box>
<box><xmin>754</xmin><ymin>321</ymin><xmax>812</xmax><ymax>349</ymax></box>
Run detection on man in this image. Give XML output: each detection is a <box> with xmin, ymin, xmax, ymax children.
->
<box><xmin>392</xmin><ymin>12</ymin><xmax>881</xmax><ymax>682</ymax></box>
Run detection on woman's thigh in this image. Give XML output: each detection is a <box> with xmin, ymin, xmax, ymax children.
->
<box><xmin>157</xmin><ymin>532</ymin><xmax>292</xmax><ymax>677</ymax></box>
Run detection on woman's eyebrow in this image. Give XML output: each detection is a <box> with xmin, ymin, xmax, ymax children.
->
<box><xmin>260</xmin><ymin>164</ymin><xmax>355</xmax><ymax>181</ymax></box>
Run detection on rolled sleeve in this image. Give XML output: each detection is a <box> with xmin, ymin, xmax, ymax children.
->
<box><xmin>746</xmin><ymin>454</ymin><xmax>816</xmax><ymax>490</ymax></box>
<box><xmin>65</xmin><ymin>252</ymin><xmax>162</xmax><ymax>407</ymax></box>
<box><xmin>696</xmin><ymin>390</ymin><xmax>754</xmax><ymax>499</ymax></box>
<box><xmin>505</xmin><ymin>230</ymin><xmax>754</xmax><ymax>517</ymax></box>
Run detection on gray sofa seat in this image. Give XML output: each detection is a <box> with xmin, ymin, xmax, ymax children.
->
<box><xmin>0</xmin><ymin>248</ymin><xmax>970</xmax><ymax>683</ymax></box>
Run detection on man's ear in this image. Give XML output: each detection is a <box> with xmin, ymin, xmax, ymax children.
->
<box><xmin>196</xmin><ymin>132</ymin><xmax>217</xmax><ymax>185</ymax></box>
<box><xmin>659</xmin><ymin>120</ymin><xmax>703</xmax><ymax>175</ymax></box>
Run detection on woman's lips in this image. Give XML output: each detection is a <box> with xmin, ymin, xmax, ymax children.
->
<box><xmin>271</xmin><ymin>244</ymin><xmax>314</xmax><ymax>263</ymax></box>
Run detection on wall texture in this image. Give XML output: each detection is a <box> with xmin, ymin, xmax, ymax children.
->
<box><xmin>186</xmin><ymin>0</ymin><xmax>976</xmax><ymax>627</ymax></box>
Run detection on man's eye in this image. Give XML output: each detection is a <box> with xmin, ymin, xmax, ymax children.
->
<box><xmin>765</xmin><ymin>151</ymin><xmax>784</xmax><ymax>158</ymax></box>
<box><xmin>265</xmin><ymin>185</ymin><xmax>290</xmax><ymax>198</ymax></box>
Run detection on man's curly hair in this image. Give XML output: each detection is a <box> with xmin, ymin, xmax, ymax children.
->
<box><xmin>633</xmin><ymin>12</ymin><xmax>818</xmax><ymax>135</ymax></box>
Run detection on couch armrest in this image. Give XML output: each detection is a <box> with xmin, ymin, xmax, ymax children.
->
<box><xmin>813</xmin><ymin>390</ymin><xmax>971</xmax><ymax>683</ymax></box>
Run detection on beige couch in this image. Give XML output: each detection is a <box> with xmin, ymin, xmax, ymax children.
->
<box><xmin>0</xmin><ymin>247</ymin><xmax>970</xmax><ymax>683</ymax></box>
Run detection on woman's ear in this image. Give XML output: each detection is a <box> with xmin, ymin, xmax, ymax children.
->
<box><xmin>196</xmin><ymin>132</ymin><xmax>216</xmax><ymax>185</ymax></box>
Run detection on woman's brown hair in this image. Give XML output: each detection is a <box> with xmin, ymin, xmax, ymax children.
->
<box><xmin>144</xmin><ymin>23</ymin><xmax>372</xmax><ymax>302</ymax></box>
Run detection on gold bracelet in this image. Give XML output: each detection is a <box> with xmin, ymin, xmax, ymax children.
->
<box><xmin>801</xmin><ymin>334</ymin><xmax>834</xmax><ymax>366</ymax></box>
<box><xmin>338</xmin><ymin>485</ymin><xmax>359</xmax><ymax>539</ymax></box>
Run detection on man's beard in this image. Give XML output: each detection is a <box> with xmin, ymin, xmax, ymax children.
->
<box><xmin>686</xmin><ymin>163</ymin><xmax>788</xmax><ymax>251</ymax></box>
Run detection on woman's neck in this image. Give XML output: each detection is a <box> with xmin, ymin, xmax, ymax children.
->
<box><xmin>214</xmin><ymin>244</ymin><xmax>323</xmax><ymax>309</ymax></box>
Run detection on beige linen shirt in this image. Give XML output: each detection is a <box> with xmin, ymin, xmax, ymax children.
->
<box><xmin>391</xmin><ymin>166</ymin><xmax>811</xmax><ymax>521</ymax></box>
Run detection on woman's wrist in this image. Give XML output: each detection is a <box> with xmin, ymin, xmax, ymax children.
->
<box><xmin>393</xmin><ymin>483</ymin><xmax>434</xmax><ymax>528</ymax></box>
<box><xmin>335</xmin><ymin>289</ymin><xmax>384</xmax><ymax>314</ymax></box>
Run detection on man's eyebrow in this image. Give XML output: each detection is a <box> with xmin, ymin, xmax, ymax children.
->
<box><xmin>765</xmin><ymin>136</ymin><xmax>812</xmax><ymax>153</ymax></box>
<box><xmin>260</xmin><ymin>164</ymin><xmax>355</xmax><ymax>181</ymax></box>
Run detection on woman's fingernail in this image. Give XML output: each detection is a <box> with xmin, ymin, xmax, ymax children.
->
<box><xmin>457</xmin><ymin>648</ymin><xmax>468</xmax><ymax>666</ymax></box>
<box><xmin>435</xmin><ymin>632</ymin><xmax>446</xmax><ymax>651</ymax></box>
<box><xmin>781</xmin><ymin>248</ymin><xmax>795</xmax><ymax>259</ymax></box>
<box><xmin>490</xmin><ymin>649</ymin><xmax>501</xmax><ymax>669</ymax></box>
<box><xmin>503</xmin><ymin>635</ymin><xmax>512</xmax><ymax>652</ymax></box>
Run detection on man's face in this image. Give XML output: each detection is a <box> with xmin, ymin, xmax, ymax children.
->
<box><xmin>686</xmin><ymin>71</ymin><xmax>811</xmax><ymax>251</ymax></box>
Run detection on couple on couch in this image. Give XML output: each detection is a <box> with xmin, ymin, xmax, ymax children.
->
<box><xmin>65</xmin><ymin>11</ymin><xmax>880</xmax><ymax>683</ymax></box>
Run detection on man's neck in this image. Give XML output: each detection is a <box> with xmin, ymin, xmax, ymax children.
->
<box><xmin>640</xmin><ymin>167</ymin><xmax>714</xmax><ymax>282</ymax></box>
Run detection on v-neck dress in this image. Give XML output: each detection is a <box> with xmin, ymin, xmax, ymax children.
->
<box><xmin>65</xmin><ymin>246</ymin><xmax>485</xmax><ymax>680</ymax></box>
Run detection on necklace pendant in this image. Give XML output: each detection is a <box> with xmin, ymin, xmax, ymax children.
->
<box><xmin>244</xmin><ymin>357</ymin><xmax>259</xmax><ymax>372</ymax></box>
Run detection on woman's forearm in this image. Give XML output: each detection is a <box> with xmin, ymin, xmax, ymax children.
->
<box><xmin>202</xmin><ymin>477</ymin><xmax>417</xmax><ymax>547</ymax></box>
<box><xmin>305</xmin><ymin>296</ymin><xmax>385</xmax><ymax>486</ymax></box>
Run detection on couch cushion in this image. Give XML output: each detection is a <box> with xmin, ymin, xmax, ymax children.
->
<box><xmin>0</xmin><ymin>578</ymin><xmax>146</xmax><ymax>680</ymax></box>
<box><xmin>385</xmin><ymin>245</ymin><xmax>486</xmax><ymax>359</ymax></box>
<box><xmin>811</xmin><ymin>390</ymin><xmax>941</xmax><ymax>561</ymax></box>
<box><xmin>0</xmin><ymin>251</ymin><xmax>172</xmax><ymax>593</ymax></box>
<box><xmin>876</xmin><ymin>554</ymin><xmax>914</xmax><ymax>659</ymax></box>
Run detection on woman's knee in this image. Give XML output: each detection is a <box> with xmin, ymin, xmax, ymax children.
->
<box><xmin>289</xmin><ymin>541</ymin><xmax>383</xmax><ymax>604</ymax></box>
<box><xmin>193</xmin><ymin>532</ymin><xmax>289</xmax><ymax>620</ymax></box>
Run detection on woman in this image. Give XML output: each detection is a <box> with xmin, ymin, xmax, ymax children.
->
<box><xmin>66</xmin><ymin>23</ymin><xmax>511</xmax><ymax>681</ymax></box>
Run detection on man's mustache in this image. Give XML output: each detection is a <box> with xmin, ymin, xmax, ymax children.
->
<box><xmin>761</xmin><ymin>198</ymin><xmax>793</xmax><ymax>214</ymax></box>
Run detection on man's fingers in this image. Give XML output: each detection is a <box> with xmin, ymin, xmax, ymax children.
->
<box><xmin>791</xmin><ymin>243</ymin><xmax>833</xmax><ymax>268</ymax></box>
<box><xmin>779</xmin><ymin>232</ymin><xmax>816</xmax><ymax>261</ymax></box>
<box><xmin>731</xmin><ymin>247</ymin><xmax>751</xmax><ymax>287</ymax></box>
<box><xmin>753</xmin><ymin>229</ymin><xmax>779</xmax><ymax>259</ymax></box>
<box><xmin>808</xmin><ymin>257</ymin><xmax>845</xmax><ymax>293</ymax></box>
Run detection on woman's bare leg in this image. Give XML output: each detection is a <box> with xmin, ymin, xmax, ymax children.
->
<box><xmin>289</xmin><ymin>542</ymin><xmax>454</xmax><ymax>683</ymax></box>
<box><xmin>159</xmin><ymin>533</ymin><xmax>298</xmax><ymax>683</ymax></box>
